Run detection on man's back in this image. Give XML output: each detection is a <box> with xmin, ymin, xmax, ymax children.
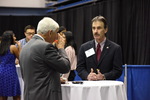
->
<box><xmin>20</xmin><ymin>35</ymin><xmax>70</xmax><ymax>100</ymax></box>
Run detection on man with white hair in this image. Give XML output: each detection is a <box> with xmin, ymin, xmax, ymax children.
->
<box><xmin>19</xmin><ymin>17</ymin><xmax>70</xmax><ymax>100</ymax></box>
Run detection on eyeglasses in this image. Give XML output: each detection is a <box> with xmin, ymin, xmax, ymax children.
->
<box><xmin>26</xmin><ymin>32</ymin><xmax>35</xmax><ymax>36</ymax></box>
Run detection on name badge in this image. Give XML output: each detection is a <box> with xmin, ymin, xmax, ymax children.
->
<box><xmin>85</xmin><ymin>48</ymin><xmax>95</xmax><ymax>58</ymax></box>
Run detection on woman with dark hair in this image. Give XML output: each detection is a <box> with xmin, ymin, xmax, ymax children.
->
<box><xmin>57</xmin><ymin>26</ymin><xmax>66</xmax><ymax>34</ymax></box>
<box><xmin>0</xmin><ymin>31</ymin><xmax>21</xmax><ymax>100</ymax></box>
<box><xmin>61</xmin><ymin>31</ymin><xmax>77</xmax><ymax>81</ymax></box>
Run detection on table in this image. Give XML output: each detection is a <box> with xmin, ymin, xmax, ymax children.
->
<box><xmin>16</xmin><ymin>64</ymin><xmax>24</xmax><ymax>100</ymax></box>
<box><xmin>61</xmin><ymin>81</ymin><xmax>127</xmax><ymax>100</ymax></box>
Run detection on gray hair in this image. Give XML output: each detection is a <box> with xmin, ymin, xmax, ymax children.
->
<box><xmin>37</xmin><ymin>17</ymin><xmax>59</xmax><ymax>34</ymax></box>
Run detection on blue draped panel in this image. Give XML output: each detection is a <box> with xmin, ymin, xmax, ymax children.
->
<box><xmin>117</xmin><ymin>65</ymin><xmax>150</xmax><ymax>100</ymax></box>
<box><xmin>74</xmin><ymin>70</ymin><xmax>82</xmax><ymax>81</ymax></box>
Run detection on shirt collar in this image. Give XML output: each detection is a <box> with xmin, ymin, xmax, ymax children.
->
<box><xmin>95</xmin><ymin>37</ymin><xmax>106</xmax><ymax>47</ymax></box>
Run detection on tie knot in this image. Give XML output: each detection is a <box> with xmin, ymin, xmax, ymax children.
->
<box><xmin>97</xmin><ymin>43</ymin><xmax>100</xmax><ymax>48</ymax></box>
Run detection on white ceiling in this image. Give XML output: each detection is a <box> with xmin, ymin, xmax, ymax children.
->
<box><xmin>0</xmin><ymin>0</ymin><xmax>46</xmax><ymax>8</ymax></box>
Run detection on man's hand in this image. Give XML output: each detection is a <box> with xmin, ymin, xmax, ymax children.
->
<box><xmin>15</xmin><ymin>41</ymin><xmax>21</xmax><ymax>47</ymax></box>
<box><xmin>56</xmin><ymin>33</ymin><xmax>66</xmax><ymax>49</ymax></box>
<box><xmin>96</xmin><ymin>69</ymin><xmax>105</xmax><ymax>80</ymax></box>
<box><xmin>87</xmin><ymin>68</ymin><xmax>97</xmax><ymax>81</ymax></box>
<box><xmin>60</xmin><ymin>77</ymin><xmax>67</xmax><ymax>84</ymax></box>
<box><xmin>87</xmin><ymin>69</ymin><xmax>106</xmax><ymax>81</ymax></box>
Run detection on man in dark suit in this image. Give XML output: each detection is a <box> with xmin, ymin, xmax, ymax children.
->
<box><xmin>76</xmin><ymin>16</ymin><xmax>122</xmax><ymax>80</ymax></box>
<box><xmin>19</xmin><ymin>17</ymin><xmax>70</xmax><ymax>100</ymax></box>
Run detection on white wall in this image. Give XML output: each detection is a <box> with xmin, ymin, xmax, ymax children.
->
<box><xmin>0</xmin><ymin>0</ymin><xmax>46</xmax><ymax>8</ymax></box>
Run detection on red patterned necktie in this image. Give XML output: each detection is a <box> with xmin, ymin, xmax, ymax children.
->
<box><xmin>96</xmin><ymin>43</ymin><xmax>101</xmax><ymax>61</ymax></box>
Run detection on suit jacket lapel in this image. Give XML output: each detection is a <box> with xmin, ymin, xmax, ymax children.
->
<box><xmin>88</xmin><ymin>40</ymin><xmax>97</xmax><ymax>65</ymax></box>
<box><xmin>98</xmin><ymin>39</ymin><xmax>111</xmax><ymax>65</ymax></box>
<box><xmin>92</xmin><ymin>40</ymin><xmax>97</xmax><ymax>64</ymax></box>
